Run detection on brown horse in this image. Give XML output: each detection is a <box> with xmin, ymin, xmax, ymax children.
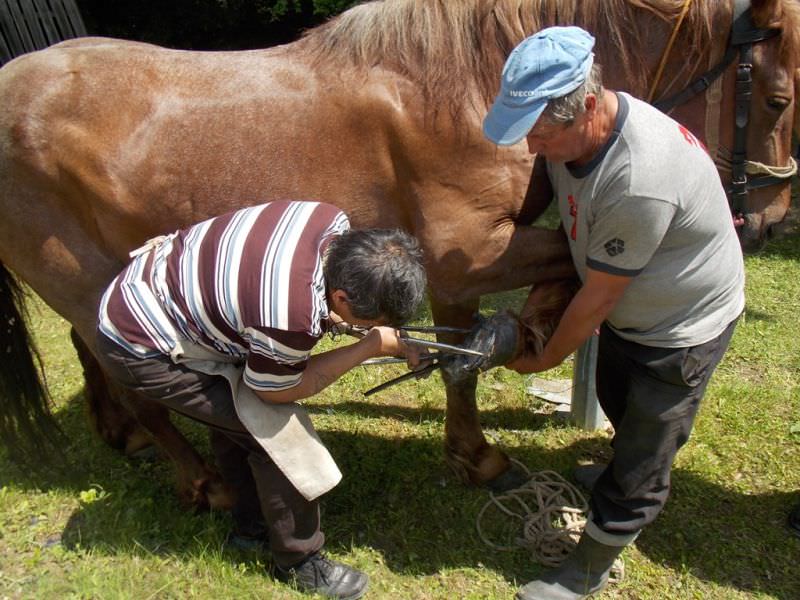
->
<box><xmin>0</xmin><ymin>0</ymin><xmax>797</xmax><ymax>506</ymax></box>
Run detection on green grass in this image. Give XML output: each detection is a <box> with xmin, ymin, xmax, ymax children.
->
<box><xmin>1</xmin><ymin>229</ymin><xmax>799</xmax><ymax>599</ymax></box>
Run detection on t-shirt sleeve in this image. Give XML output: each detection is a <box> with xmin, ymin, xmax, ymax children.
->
<box><xmin>242</xmin><ymin>326</ymin><xmax>319</xmax><ymax>392</ymax></box>
<box><xmin>586</xmin><ymin>195</ymin><xmax>676</xmax><ymax>276</ymax></box>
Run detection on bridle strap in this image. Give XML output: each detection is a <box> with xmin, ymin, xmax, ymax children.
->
<box><xmin>654</xmin><ymin>1</ymin><xmax>778</xmax><ymax>113</ymax></box>
<box><xmin>653</xmin><ymin>0</ymin><xmax>782</xmax><ymax>215</ymax></box>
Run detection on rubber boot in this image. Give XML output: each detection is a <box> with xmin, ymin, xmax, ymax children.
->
<box><xmin>572</xmin><ymin>463</ymin><xmax>607</xmax><ymax>490</ymax></box>
<box><xmin>516</xmin><ymin>523</ymin><xmax>637</xmax><ymax>600</ymax></box>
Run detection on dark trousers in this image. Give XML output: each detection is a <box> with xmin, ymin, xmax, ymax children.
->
<box><xmin>94</xmin><ymin>331</ymin><xmax>324</xmax><ymax>567</ymax></box>
<box><xmin>591</xmin><ymin>318</ymin><xmax>738</xmax><ymax>535</ymax></box>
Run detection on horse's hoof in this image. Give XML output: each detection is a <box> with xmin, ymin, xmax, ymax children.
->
<box><xmin>123</xmin><ymin>427</ymin><xmax>156</xmax><ymax>457</ymax></box>
<box><xmin>127</xmin><ymin>444</ymin><xmax>159</xmax><ymax>461</ymax></box>
<box><xmin>187</xmin><ymin>475</ymin><xmax>237</xmax><ymax>512</ymax></box>
<box><xmin>485</xmin><ymin>462</ymin><xmax>529</xmax><ymax>493</ymax></box>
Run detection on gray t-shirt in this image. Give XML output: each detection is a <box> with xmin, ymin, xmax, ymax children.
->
<box><xmin>548</xmin><ymin>92</ymin><xmax>745</xmax><ymax>347</ymax></box>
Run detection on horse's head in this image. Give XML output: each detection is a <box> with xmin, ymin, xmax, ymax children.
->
<box><xmin>645</xmin><ymin>0</ymin><xmax>798</xmax><ymax>251</ymax></box>
<box><xmin>726</xmin><ymin>0</ymin><xmax>800</xmax><ymax>250</ymax></box>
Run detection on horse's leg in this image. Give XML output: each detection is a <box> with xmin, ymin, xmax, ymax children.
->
<box><xmin>0</xmin><ymin>168</ymin><xmax>230</xmax><ymax>508</ymax></box>
<box><xmin>430</xmin><ymin>299</ymin><xmax>528</xmax><ymax>490</ymax></box>
<box><xmin>69</xmin><ymin>327</ymin><xmax>153</xmax><ymax>456</ymax></box>
<box><xmin>70</xmin><ymin>326</ymin><xmax>235</xmax><ymax>510</ymax></box>
<box><xmin>115</xmin><ymin>387</ymin><xmax>237</xmax><ymax>511</ymax></box>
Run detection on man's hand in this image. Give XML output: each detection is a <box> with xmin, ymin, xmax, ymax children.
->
<box><xmin>363</xmin><ymin>326</ymin><xmax>403</xmax><ymax>355</ymax></box>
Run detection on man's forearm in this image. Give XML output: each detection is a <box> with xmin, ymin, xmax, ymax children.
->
<box><xmin>511</xmin><ymin>269</ymin><xmax>631</xmax><ymax>373</ymax></box>
<box><xmin>537</xmin><ymin>294</ymin><xmax>610</xmax><ymax>368</ymax></box>
<box><xmin>256</xmin><ymin>336</ymin><xmax>380</xmax><ymax>404</ymax></box>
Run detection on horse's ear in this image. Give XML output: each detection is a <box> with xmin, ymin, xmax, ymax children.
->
<box><xmin>750</xmin><ymin>0</ymin><xmax>782</xmax><ymax>28</ymax></box>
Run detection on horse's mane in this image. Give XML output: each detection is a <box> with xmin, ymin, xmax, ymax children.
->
<box><xmin>301</xmin><ymin>0</ymin><xmax>710</xmax><ymax>115</ymax></box>
<box><xmin>301</xmin><ymin>0</ymin><xmax>799</xmax><ymax>121</ymax></box>
<box><xmin>755</xmin><ymin>0</ymin><xmax>800</xmax><ymax>64</ymax></box>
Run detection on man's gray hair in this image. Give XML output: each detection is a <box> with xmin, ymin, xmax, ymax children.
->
<box><xmin>540</xmin><ymin>63</ymin><xmax>604</xmax><ymax>125</ymax></box>
<box><xmin>324</xmin><ymin>228</ymin><xmax>426</xmax><ymax>326</ymax></box>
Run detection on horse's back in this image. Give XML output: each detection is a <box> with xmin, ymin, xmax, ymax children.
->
<box><xmin>0</xmin><ymin>38</ymin><xmax>423</xmax><ymax>274</ymax></box>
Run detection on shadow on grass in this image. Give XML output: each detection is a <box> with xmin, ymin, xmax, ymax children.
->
<box><xmin>636</xmin><ymin>469</ymin><xmax>800</xmax><ymax>599</ymax></box>
<box><xmin>2</xmin><ymin>391</ymin><xmax>798</xmax><ymax>598</ymax></box>
<box><xmin>305</xmin><ymin>399</ymin><xmax>578</xmax><ymax>432</ymax></box>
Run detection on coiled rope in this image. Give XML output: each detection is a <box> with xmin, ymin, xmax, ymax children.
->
<box><xmin>476</xmin><ymin>461</ymin><xmax>625</xmax><ymax>583</ymax></box>
<box><xmin>476</xmin><ymin>462</ymin><xmax>588</xmax><ymax>568</ymax></box>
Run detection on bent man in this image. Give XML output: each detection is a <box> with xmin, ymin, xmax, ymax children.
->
<box><xmin>481</xmin><ymin>27</ymin><xmax>744</xmax><ymax>599</ymax></box>
<box><xmin>95</xmin><ymin>200</ymin><xmax>426</xmax><ymax>599</ymax></box>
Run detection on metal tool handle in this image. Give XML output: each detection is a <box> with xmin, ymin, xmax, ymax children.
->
<box><xmin>363</xmin><ymin>362</ymin><xmax>439</xmax><ymax>397</ymax></box>
<box><xmin>399</xmin><ymin>325</ymin><xmax>471</xmax><ymax>335</ymax></box>
<box><xmin>402</xmin><ymin>337</ymin><xmax>486</xmax><ymax>358</ymax></box>
<box><xmin>361</xmin><ymin>353</ymin><xmax>442</xmax><ymax>366</ymax></box>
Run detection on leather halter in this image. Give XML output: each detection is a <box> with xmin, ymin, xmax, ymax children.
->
<box><xmin>653</xmin><ymin>0</ymin><xmax>792</xmax><ymax>216</ymax></box>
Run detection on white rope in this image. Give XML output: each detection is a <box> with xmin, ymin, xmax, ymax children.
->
<box><xmin>476</xmin><ymin>461</ymin><xmax>587</xmax><ymax>567</ymax></box>
<box><xmin>745</xmin><ymin>156</ymin><xmax>797</xmax><ymax>178</ymax></box>
<box><xmin>476</xmin><ymin>461</ymin><xmax>625</xmax><ymax>583</ymax></box>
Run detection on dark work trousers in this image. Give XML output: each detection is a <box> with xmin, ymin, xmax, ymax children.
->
<box><xmin>94</xmin><ymin>330</ymin><xmax>324</xmax><ymax>567</ymax></box>
<box><xmin>591</xmin><ymin>318</ymin><xmax>738</xmax><ymax>535</ymax></box>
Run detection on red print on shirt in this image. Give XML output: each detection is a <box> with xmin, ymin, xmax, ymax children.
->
<box><xmin>678</xmin><ymin>124</ymin><xmax>707</xmax><ymax>152</ymax></box>
<box><xmin>568</xmin><ymin>194</ymin><xmax>577</xmax><ymax>241</ymax></box>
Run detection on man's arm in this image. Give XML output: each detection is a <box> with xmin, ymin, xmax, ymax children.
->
<box><xmin>509</xmin><ymin>267</ymin><xmax>632</xmax><ymax>373</ymax></box>
<box><xmin>254</xmin><ymin>326</ymin><xmax>406</xmax><ymax>404</ymax></box>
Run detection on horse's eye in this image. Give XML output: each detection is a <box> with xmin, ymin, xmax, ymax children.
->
<box><xmin>766</xmin><ymin>96</ymin><xmax>790</xmax><ymax>110</ymax></box>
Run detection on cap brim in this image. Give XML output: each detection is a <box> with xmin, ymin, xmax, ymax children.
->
<box><xmin>483</xmin><ymin>97</ymin><xmax>547</xmax><ymax>146</ymax></box>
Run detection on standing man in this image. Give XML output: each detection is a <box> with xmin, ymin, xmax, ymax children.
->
<box><xmin>481</xmin><ymin>27</ymin><xmax>744</xmax><ymax>599</ymax></box>
<box><xmin>95</xmin><ymin>200</ymin><xmax>426</xmax><ymax>600</ymax></box>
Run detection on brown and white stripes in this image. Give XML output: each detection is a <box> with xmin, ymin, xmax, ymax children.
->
<box><xmin>99</xmin><ymin>201</ymin><xmax>349</xmax><ymax>391</ymax></box>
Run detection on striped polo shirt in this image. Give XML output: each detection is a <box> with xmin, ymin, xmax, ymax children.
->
<box><xmin>98</xmin><ymin>201</ymin><xmax>350</xmax><ymax>392</ymax></box>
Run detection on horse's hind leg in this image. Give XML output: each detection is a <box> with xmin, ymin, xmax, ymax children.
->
<box><xmin>117</xmin><ymin>388</ymin><xmax>236</xmax><ymax>511</ymax></box>
<box><xmin>70</xmin><ymin>327</ymin><xmax>152</xmax><ymax>456</ymax></box>
<box><xmin>71</xmin><ymin>328</ymin><xmax>234</xmax><ymax>510</ymax></box>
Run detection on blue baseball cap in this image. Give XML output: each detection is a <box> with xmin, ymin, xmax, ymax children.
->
<box><xmin>483</xmin><ymin>26</ymin><xmax>596</xmax><ymax>146</ymax></box>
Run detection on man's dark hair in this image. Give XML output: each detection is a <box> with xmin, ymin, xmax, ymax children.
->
<box><xmin>324</xmin><ymin>229</ymin><xmax>426</xmax><ymax>326</ymax></box>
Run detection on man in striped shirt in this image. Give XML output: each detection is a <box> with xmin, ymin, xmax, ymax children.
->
<box><xmin>95</xmin><ymin>200</ymin><xmax>426</xmax><ymax>600</ymax></box>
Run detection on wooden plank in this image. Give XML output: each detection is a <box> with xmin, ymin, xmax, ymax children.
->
<box><xmin>18</xmin><ymin>0</ymin><xmax>48</xmax><ymax>50</ymax></box>
<box><xmin>57</xmin><ymin>0</ymin><xmax>84</xmax><ymax>36</ymax></box>
<box><xmin>0</xmin><ymin>0</ymin><xmax>86</xmax><ymax>64</ymax></box>
<box><xmin>47</xmin><ymin>0</ymin><xmax>77</xmax><ymax>39</ymax></box>
<box><xmin>31</xmin><ymin>0</ymin><xmax>60</xmax><ymax>44</ymax></box>
<box><xmin>3</xmin><ymin>1</ymin><xmax>35</xmax><ymax>57</ymax></box>
<box><xmin>0</xmin><ymin>21</ymin><xmax>13</xmax><ymax>63</ymax></box>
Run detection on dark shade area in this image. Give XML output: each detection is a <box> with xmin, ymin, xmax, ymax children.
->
<box><xmin>75</xmin><ymin>0</ymin><xmax>361</xmax><ymax>50</ymax></box>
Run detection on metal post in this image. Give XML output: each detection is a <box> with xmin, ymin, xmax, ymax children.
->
<box><xmin>570</xmin><ymin>334</ymin><xmax>605</xmax><ymax>430</ymax></box>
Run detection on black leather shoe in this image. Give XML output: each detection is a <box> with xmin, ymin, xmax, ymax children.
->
<box><xmin>789</xmin><ymin>502</ymin><xmax>800</xmax><ymax>538</ymax></box>
<box><xmin>276</xmin><ymin>552</ymin><xmax>368</xmax><ymax>599</ymax></box>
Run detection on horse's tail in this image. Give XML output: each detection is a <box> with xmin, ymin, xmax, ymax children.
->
<box><xmin>0</xmin><ymin>261</ymin><xmax>64</xmax><ymax>462</ymax></box>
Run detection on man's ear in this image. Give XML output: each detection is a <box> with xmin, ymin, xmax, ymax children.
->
<box><xmin>329</xmin><ymin>289</ymin><xmax>351</xmax><ymax>315</ymax></box>
<box><xmin>584</xmin><ymin>93</ymin><xmax>597</xmax><ymax>115</ymax></box>
<box><xmin>330</xmin><ymin>289</ymin><xmax>349</xmax><ymax>304</ymax></box>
